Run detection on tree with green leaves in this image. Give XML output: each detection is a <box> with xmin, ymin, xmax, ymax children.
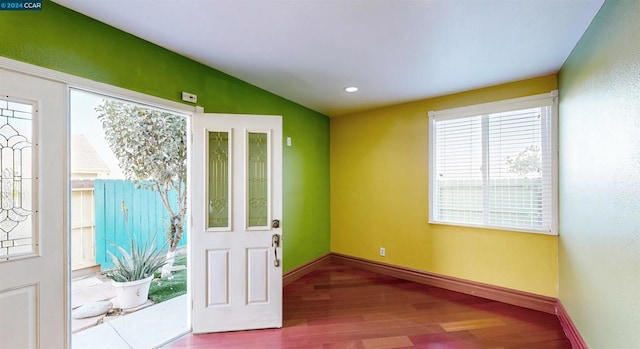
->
<box><xmin>506</xmin><ymin>145</ymin><xmax>541</xmax><ymax>177</ymax></box>
<box><xmin>96</xmin><ymin>100</ymin><xmax>186</xmax><ymax>277</ymax></box>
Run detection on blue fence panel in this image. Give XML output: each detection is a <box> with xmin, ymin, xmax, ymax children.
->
<box><xmin>95</xmin><ymin>179</ymin><xmax>187</xmax><ymax>270</ymax></box>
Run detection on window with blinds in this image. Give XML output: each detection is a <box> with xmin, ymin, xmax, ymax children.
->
<box><xmin>428</xmin><ymin>92</ymin><xmax>558</xmax><ymax>235</ymax></box>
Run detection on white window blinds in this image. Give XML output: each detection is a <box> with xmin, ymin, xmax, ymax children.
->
<box><xmin>428</xmin><ymin>92</ymin><xmax>557</xmax><ymax>234</ymax></box>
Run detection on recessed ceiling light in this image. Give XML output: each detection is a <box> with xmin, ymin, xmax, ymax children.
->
<box><xmin>344</xmin><ymin>86</ymin><xmax>358</xmax><ymax>93</ymax></box>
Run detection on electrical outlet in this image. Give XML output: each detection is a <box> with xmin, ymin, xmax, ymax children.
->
<box><xmin>379</xmin><ymin>247</ymin><xmax>386</xmax><ymax>257</ymax></box>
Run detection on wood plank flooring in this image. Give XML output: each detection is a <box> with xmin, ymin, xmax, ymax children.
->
<box><xmin>166</xmin><ymin>262</ymin><xmax>571</xmax><ymax>348</ymax></box>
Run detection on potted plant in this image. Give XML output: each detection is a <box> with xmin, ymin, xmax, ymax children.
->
<box><xmin>105</xmin><ymin>202</ymin><xmax>168</xmax><ymax>309</ymax></box>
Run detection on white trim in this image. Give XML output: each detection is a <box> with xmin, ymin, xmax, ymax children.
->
<box><xmin>427</xmin><ymin>114</ymin><xmax>435</xmax><ymax>225</ymax></box>
<box><xmin>0</xmin><ymin>56</ymin><xmax>198</xmax><ymax>116</ymax></box>
<box><xmin>428</xmin><ymin>91</ymin><xmax>559</xmax><ymax>236</ymax></box>
<box><xmin>547</xmin><ymin>93</ymin><xmax>560</xmax><ymax>235</ymax></box>
<box><xmin>429</xmin><ymin>220</ymin><xmax>558</xmax><ymax>236</ymax></box>
<box><xmin>429</xmin><ymin>91</ymin><xmax>557</xmax><ymax>121</ymax></box>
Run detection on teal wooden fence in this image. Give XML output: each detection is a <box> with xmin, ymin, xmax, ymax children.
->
<box><xmin>94</xmin><ymin>179</ymin><xmax>187</xmax><ymax>270</ymax></box>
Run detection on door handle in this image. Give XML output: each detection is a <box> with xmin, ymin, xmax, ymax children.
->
<box><xmin>272</xmin><ymin>234</ymin><xmax>281</xmax><ymax>267</ymax></box>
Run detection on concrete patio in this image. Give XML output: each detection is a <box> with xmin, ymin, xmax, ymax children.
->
<box><xmin>71</xmin><ymin>273</ymin><xmax>189</xmax><ymax>349</ymax></box>
<box><xmin>72</xmin><ymin>295</ymin><xmax>189</xmax><ymax>349</ymax></box>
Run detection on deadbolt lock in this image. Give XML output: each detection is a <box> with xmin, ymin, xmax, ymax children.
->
<box><xmin>272</xmin><ymin>219</ymin><xmax>280</xmax><ymax>228</ymax></box>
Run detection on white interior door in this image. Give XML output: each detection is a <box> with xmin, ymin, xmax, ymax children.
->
<box><xmin>0</xmin><ymin>69</ymin><xmax>68</xmax><ymax>348</ymax></box>
<box><xmin>191</xmin><ymin>113</ymin><xmax>282</xmax><ymax>333</ymax></box>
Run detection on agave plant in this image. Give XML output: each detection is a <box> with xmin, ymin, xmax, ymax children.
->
<box><xmin>105</xmin><ymin>202</ymin><xmax>168</xmax><ymax>282</ymax></box>
<box><xmin>106</xmin><ymin>235</ymin><xmax>168</xmax><ymax>282</ymax></box>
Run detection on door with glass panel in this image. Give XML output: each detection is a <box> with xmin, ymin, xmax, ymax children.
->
<box><xmin>0</xmin><ymin>69</ymin><xmax>67</xmax><ymax>348</ymax></box>
<box><xmin>191</xmin><ymin>113</ymin><xmax>282</xmax><ymax>333</ymax></box>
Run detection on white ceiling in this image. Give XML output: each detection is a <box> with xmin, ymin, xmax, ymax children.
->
<box><xmin>53</xmin><ymin>0</ymin><xmax>604</xmax><ymax>117</ymax></box>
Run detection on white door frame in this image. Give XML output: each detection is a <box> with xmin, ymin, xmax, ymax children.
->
<box><xmin>0</xmin><ymin>57</ymin><xmax>199</xmax><ymax>347</ymax></box>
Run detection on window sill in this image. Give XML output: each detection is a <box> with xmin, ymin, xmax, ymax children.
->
<box><xmin>428</xmin><ymin>220</ymin><xmax>558</xmax><ymax>236</ymax></box>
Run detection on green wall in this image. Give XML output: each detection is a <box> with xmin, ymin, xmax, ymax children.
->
<box><xmin>0</xmin><ymin>0</ymin><xmax>330</xmax><ymax>271</ymax></box>
<box><xmin>558</xmin><ymin>0</ymin><xmax>640</xmax><ymax>347</ymax></box>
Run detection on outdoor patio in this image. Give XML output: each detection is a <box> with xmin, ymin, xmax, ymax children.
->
<box><xmin>71</xmin><ymin>273</ymin><xmax>189</xmax><ymax>349</ymax></box>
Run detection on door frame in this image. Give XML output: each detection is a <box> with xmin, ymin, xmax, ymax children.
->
<box><xmin>0</xmin><ymin>56</ymin><xmax>199</xmax><ymax>346</ymax></box>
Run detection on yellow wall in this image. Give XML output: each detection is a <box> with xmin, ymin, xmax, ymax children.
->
<box><xmin>331</xmin><ymin>75</ymin><xmax>558</xmax><ymax>297</ymax></box>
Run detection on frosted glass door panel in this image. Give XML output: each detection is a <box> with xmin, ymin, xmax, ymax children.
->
<box><xmin>247</xmin><ymin>132</ymin><xmax>269</xmax><ymax>228</ymax></box>
<box><xmin>0</xmin><ymin>98</ymin><xmax>35</xmax><ymax>259</ymax></box>
<box><xmin>207</xmin><ymin>131</ymin><xmax>230</xmax><ymax>229</ymax></box>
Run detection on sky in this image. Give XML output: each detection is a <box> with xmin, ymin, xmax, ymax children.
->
<box><xmin>70</xmin><ymin>89</ymin><xmax>124</xmax><ymax>178</ymax></box>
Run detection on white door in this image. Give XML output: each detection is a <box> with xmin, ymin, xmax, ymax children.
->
<box><xmin>0</xmin><ymin>69</ymin><xmax>68</xmax><ymax>348</ymax></box>
<box><xmin>191</xmin><ymin>113</ymin><xmax>282</xmax><ymax>333</ymax></box>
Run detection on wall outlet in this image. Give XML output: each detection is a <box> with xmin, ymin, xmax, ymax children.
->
<box><xmin>379</xmin><ymin>247</ymin><xmax>386</xmax><ymax>257</ymax></box>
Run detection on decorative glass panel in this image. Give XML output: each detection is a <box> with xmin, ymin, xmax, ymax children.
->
<box><xmin>247</xmin><ymin>132</ymin><xmax>268</xmax><ymax>227</ymax></box>
<box><xmin>208</xmin><ymin>131</ymin><xmax>230</xmax><ymax>228</ymax></box>
<box><xmin>0</xmin><ymin>99</ymin><xmax>35</xmax><ymax>258</ymax></box>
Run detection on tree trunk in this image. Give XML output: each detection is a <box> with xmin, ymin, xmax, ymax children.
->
<box><xmin>161</xmin><ymin>249</ymin><xmax>176</xmax><ymax>278</ymax></box>
<box><xmin>160</xmin><ymin>220</ymin><xmax>182</xmax><ymax>278</ymax></box>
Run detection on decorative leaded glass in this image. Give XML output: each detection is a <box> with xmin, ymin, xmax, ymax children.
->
<box><xmin>208</xmin><ymin>131</ymin><xmax>230</xmax><ymax>228</ymax></box>
<box><xmin>247</xmin><ymin>132</ymin><xmax>268</xmax><ymax>227</ymax></box>
<box><xmin>0</xmin><ymin>99</ymin><xmax>35</xmax><ymax>258</ymax></box>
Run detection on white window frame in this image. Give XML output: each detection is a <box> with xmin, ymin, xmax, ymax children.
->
<box><xmin>428</xmin><ymin>91</ymin><xmax>558</xmax><ymax>235</ymax></box>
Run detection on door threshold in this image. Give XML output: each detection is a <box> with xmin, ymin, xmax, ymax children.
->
<box><xmin>72</xmin><ymin>264</ymin><xmax>101</xmax><ymax>279</ymax></box>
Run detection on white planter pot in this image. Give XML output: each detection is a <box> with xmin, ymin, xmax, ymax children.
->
<box><xmin>112</xmin><ymin>275</ymin><xmax>154</xmax><ymax>309</ymax></box>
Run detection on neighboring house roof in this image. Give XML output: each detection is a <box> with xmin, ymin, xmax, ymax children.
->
<box><xmin>71</xmin><ymin>134</ymin><xmax>111</xmax><ymax>175</ymax></box>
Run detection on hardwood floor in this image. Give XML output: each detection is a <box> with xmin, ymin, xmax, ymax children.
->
<box><xmin>166</xmin><ymin>262</ymin><xmax>571</xmax><ymax>348</ymax></box>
